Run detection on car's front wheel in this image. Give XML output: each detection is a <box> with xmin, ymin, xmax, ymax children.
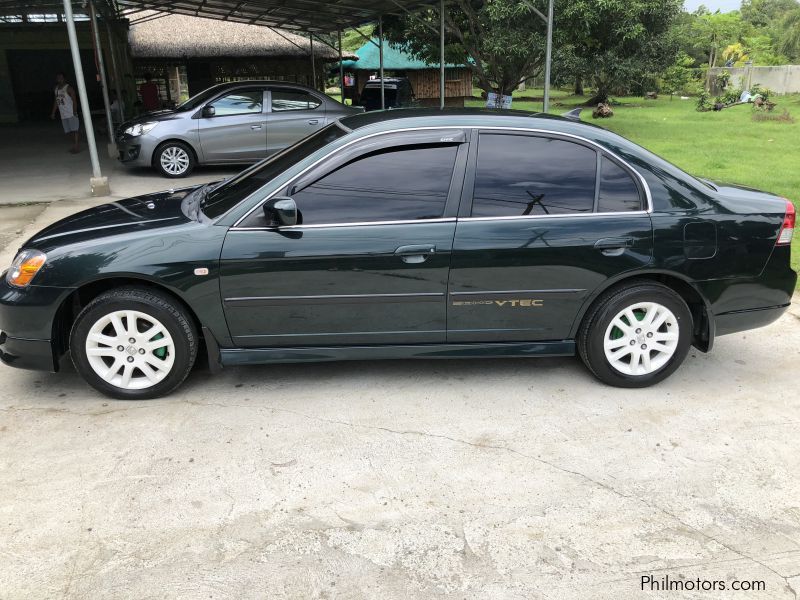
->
<box><xmin>577</xmin><ymin>282</ymin><xmax>693</xmax><ymax>387</ymax></box>
<box><xmin>70</xmin><ymin>287</ymin><xmax>198</xmax><ymax>399</ymax></box>
<box><xmin>154</xmin><ymin>141</ymin><xmax>195</xmax><ymax>178</ymax></box>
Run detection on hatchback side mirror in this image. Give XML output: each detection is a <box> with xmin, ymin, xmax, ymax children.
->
<box><xmin>202</xmin><ymin>105</ymin><xmax>216</xmax><ymax>118</ymax></box>
<box><xmin>263</xmin><ymin>196</ymin><xmax>298</xmax><ymax>227</ymax></box>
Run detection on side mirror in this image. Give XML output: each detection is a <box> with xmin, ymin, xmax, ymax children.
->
<box><xmin>263</xmin><ymin>196</ymin><xmax>298</xmax><ymax>227</ymax></box>
<box><xmin>202</xmin><ymin>105</ymin><xmax>216</xmax><ymax>118</ymax></box>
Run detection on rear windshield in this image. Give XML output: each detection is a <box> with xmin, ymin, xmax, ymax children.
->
<box><xmin>201</xmin><ymin>123</ymin><xmax>348</xmax><ymax>219</ymax></box>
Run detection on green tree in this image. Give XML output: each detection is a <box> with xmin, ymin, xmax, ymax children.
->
<box><xmin>383</xmin><ymin>0</ymin><xmax>681</xmax><ymax>102</ymax></box>
<box><xmin>560</xmin><ymin>0</ymin><xmax>682</xmax><ymax>104</ymax></box>
<box><xmin>661</xmin><ymin>52</ymin><xmax>694</xmax><ymax>98</ymax></box>
<box><xmin>741</xmin><ymin>0</ymin><xmax>799</xmax><ymax>27</ymax></box>
<box><xmin>382</xmin><ymin>0</ymin><xmax>553</xmax><ymax>97</ymax></box>
<box><xmin>780</xmin><ymin>7</ymin><xmax>800</xmax><ymax>58</ymax></box>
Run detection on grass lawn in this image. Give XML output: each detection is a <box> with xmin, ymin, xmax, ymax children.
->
<box><xmin>466</xmin><ymin>92</ymin><xmax>800</xmax><ymax>286</ymax></box>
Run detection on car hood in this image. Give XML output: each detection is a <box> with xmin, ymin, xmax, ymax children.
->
<box><xmin>118</xmin><ymin>109</ymin><xmax>187</xmax><ymax>132</ymax></box>
<box><xmin>24</xmin><ymin>187</ymin><xmax>201</xmax><ymax>252</ymax></box>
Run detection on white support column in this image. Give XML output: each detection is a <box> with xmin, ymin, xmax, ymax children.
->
<box><xmin>310</xmin><ymin>34</ymin><xmax>316</xmax><ymax>89</ymax></box>
<box><xmin>378</xmin><ymin>16</ymin><xmax>385</xmax><ymax>110</ymax></box>
<box><xmin>543</xmin><ymin>0</ymin><xmax>554</xmax><ymax>113</ymax></box>
<box><xmin>89</xmin><ymin>1</ymin><xmax>116</xmax><ymax>158</ymax></box>
<box><xmin>338</xmin><ymin>29</ymin><xmax>345</xmax><ymax>103</ymax></box>
<box><xmin>439</xmin><ymin>0</ymin><xmax>445</xmax><ymax>109</ymax></box>
<box><xmin>63</xmin><ymin>0</ymin><xmax>109</xmax><ymax>196</ymax></box>
<box><xmin>105</xmin><ymin>19</ymin><xmax>124</xmax><ymax>121</ymax></box>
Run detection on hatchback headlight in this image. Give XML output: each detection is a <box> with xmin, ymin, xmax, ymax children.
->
<box><xmin>123</xmin><ymin>122</ymin><xmax>158</xmax><ymax>137</ymax></box>
<box><xmin>6</xmin><ymin>250</ymin><xmax>46</xmax><ymax>288</ymax></box>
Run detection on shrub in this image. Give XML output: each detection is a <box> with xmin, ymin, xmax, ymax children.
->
<box><xmin>696</xmin><ymin>91</ymin><xmax>714</xmax><ymax>112</ymax></box>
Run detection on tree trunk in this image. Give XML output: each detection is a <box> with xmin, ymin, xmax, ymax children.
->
<box><xmin>586</xmin><ymin>87</ymin><xmax>609</xmax><ymax>105</ymax></box>
<box><xmin>574</xmin><ymin>76</ymin><xmax>584</xmax><ymax>96</ymax></box>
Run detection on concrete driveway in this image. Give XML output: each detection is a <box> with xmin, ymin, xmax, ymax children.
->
<box><xmin>0</xmin><ymin>123</ymin><xmax>241</xmax><ymax>206</ymax></box>
<box><xmin>1</xmin><ymin>200</ymin><xmax>799</xmax><ymax>599</ymax></box>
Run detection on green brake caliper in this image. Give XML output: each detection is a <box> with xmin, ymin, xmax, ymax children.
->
<box><xmin>150</xmin><ymin>332</ymin><xmax>167</xmax><ymax>359</ymax></box>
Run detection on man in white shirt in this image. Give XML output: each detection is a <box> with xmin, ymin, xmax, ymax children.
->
<box><xmin>50</xmin><ymin>72</ymin><xmax>80</xmax><ymax>154</ymax></box>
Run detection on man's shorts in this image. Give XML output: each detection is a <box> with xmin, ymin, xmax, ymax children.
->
<box><xmin>61</xmin><ymin>116</ymin><xmax>80</xmax><ymax>133</ymax></box>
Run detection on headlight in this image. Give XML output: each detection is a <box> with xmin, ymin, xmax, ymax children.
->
<box><xmin>123</xmin><ymin>122</ymin><xmax>158</xmax><ymax>137</ymax></box>
<box><xmin>6</xmin><ymin>250</ymin><xmax>46</xmax><ymax>288</ymax></box>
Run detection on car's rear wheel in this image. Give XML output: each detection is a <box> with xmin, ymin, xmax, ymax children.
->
<box><xmin>70</xmin><ymin>287</ymin><xmax>198</xmax><ymax>399</ymax></box>
<box><xmin>154</xmin><ymin>141</ymin><xmax>195</xmax><ymax>178</ymax></box>
<box><xmin>577</xmin><ymin>282</ymin><xmax>692</xmax><ymax>387</ymax></box>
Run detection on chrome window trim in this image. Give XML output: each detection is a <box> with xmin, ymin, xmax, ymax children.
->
<box><xmin>232</xmin><ymin>218</ymin><xmax>457</xmax><ymax>231</ymax></box>
<box><xmin>231</xmin><ymin>125</ymin><xmax>653</xmax><ymax>231</ymax></box>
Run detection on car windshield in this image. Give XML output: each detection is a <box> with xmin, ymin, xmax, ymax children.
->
<box><xmin>200</xmin><ymin>122</ymin><xmax>349</xmax><ymax>219</ymax></box>
<box><xmin>174</xmin><ymin>86</ymin><xmax>226</xmax><ymax>112</ymax></box>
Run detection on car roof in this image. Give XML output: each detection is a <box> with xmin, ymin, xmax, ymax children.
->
<box><xmin>338</xmin><ymin>107</ymin><xmax>601</xmax><ymax>135</ymax></box>
<box><xmin>364</xmin><ymin>78</ymin><xmax>407</xmax><ymax>84</ymax></box>
<box><xmin>335</xmin><ymin>108</ymin><xmax>645</xmax><ymax>162</ymax></box>
<box><xmin>206</xmin><ymin>80</ymin><xmax>319</xmax><ymax>92</ymax></box>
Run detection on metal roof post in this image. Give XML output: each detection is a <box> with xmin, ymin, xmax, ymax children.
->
<box><xmin>89</xmin><ymin>1</ymin><xmax>116</xmax><ymax>158</ymax></box>
<box><xmin>105</xmin><ymin>19</ymin><xmax>125</xmax><ymax>121</ymax></box>
<box><xmin>338</xmin><ymin>29</ymin><xmax>345</xmax><ymax>103</ymax></box>
<box><xmin>310</xmin><ymin>33</ymin><xmax>316</xmax><ymax>89</ymax></box>
<box><xmin>439</xmin><ymin>0</ymin><xmax>444</xmax><ymax>109</ymax></box>
<box><xmin>378</xmin><ymin>15</ymin><xmax>385</xmax><ymax>110</ymax></box>
<box><xmin>62</xmin><ymin>0</ymin><xmax>109</xmax><ymax>196</ymax></box>
<box><xmin>543</xmin><ymin>0</ymin><xmax>553</xmax><ymax>113</ymax></box>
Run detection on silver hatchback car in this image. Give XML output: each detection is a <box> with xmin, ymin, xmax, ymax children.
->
<box><xmin>117</xmin><ymin>81</ymin><xmax>362</xmax><ymax>177</ymax></box>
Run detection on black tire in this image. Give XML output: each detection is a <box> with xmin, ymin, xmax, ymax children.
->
<box><xmin>577</xmin><ymin>282</ymin><xmax>693</xmax><ymax>388</ymax></box>
<box><xmin>153</xmin><ymin>141</ymin><xmax>195</xmax><ymax>178</ymax></box>
<box><xmin>70</xmin><ymin>287</ymin><xmax>198</xmax><ymax>400</ymax></box>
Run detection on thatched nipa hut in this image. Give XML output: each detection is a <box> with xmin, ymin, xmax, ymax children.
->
<box><xmin>128</xmin><ymin>13</ymin><xmax>353</xmax><ymax>102</ymax></box>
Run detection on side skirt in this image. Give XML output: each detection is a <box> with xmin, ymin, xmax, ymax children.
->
<box><xmin>219</xmin><ymin>340</ymin><xmax>576</xmax><ymax>367</ymax></box>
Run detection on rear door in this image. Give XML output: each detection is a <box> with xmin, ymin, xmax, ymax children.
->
<box><xmin>447</xmin><ymin>131</ymin><xmax>654</xmax><ymax>342</ymax></box>
<box><xmin>197</xmin><ymin>87</ymin><xmax>267</xmax><ymax>162</ymax></box>
<box><xmin>220</xmin><ymin>131</ymin><xmax>468</xmax><ymax>348</ymax></box>
<box><xmin>265</xmin><ymin>88</ymin><xmax>327</xmax><ymax>154</ymax></box>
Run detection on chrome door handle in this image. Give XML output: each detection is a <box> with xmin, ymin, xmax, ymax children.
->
<box><xmin>395</xmin><ymin>244</ymin><xmax>436</xmax><ymax>264</ymax></box>
<box><xmin>594</xmin><ymin>237</ymin><xmax>634</xmax><ymax>257</ymax></box>
<box><xmin>251</xmin><ymin>125</ymin><xmax>263</xmax><ymax>130</ymax></box>
<box><xmin>307</xmin><ymin>119</ymin><xmax>319</xmax><ymax>125</ymax></box>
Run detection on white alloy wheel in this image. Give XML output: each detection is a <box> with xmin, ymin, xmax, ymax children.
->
<box><xmin>160</xmin><ymin>146</ymin><xmax>190</xmax><ymax>175</ymax></box>
<box><xmin>603</xmin><ymin>301</ymin><xmax>679</xmax><ymax>376</ymax></box>
<box><xmin>84</xmin><ymin>309</ymin><xmax>176</xmax><ymax>390</ymax></box>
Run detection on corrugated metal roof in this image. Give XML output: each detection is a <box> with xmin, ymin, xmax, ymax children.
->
<box><xmin>342</xmin><ymin>38</ymin><xmax>464</xmax><ymax>70</ymax></box>
<box><xmin>0</xmin><ymin>0</ymin><xmax>443</xmax><ymax>33</ymax></box>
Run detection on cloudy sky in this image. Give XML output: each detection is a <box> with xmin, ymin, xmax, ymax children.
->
<box><xmin>684</xmin><ymin>0</ymin><xmax>741</xmax><ymax>11</ymax></box>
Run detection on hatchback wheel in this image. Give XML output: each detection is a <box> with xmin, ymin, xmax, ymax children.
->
<box><xmin>155</xmin><ymin>142</ymin><xmax>195</xmax><ymax>178</ymax></box>
<box><xmin>70</xmin><ymin>287</ymin><xmax>198</xmax><ymax>399</ymax></box>
<box><xmin>578</xmin><ymin>282</ymin><xmax>692</xmax><ymax>387</ymax></box>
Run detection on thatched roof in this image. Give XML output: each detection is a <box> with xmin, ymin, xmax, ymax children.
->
<box><xmin>128</xmin><ymin>13</ymin><xmax>355</xmax><ymax>60</ymax></box>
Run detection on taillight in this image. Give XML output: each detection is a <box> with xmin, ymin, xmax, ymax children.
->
<box><xmin>776</xmin><ymin>200</ymin><xmax>795</xmax><ymax>246</ymax></box>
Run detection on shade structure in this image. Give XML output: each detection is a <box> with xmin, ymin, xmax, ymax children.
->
<box><xmin>0</xmin><ymin>0</ymin><xmax>443</xmax><ymax>32</ymax></box>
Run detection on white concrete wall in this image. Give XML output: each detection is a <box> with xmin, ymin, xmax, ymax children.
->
<box><xmin>710</xmin><ymin>65</ymin><xmax>800</xmax><ymax>94</ymax></box>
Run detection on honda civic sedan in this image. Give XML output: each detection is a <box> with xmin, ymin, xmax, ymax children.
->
<box><xmin>1</xmin><ymin>109</ymin><xmax>795</xmax><ymax>399</ymax></box>
<box><xmin>116</xmin><ymin>80</ymin><xmax>362</xmax><ymax>177</ymax></box>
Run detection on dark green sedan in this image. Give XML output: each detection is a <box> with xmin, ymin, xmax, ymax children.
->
<box><xmin>0</xmin><ymin>109</ymin><xmax>796</xmax><ymax>399</ymax></box>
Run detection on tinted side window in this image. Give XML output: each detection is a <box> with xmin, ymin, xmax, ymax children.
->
<box><xmin>292</xmin><ymin>144</ymin><xmax>458</xmax><ymax>225</ymax></box>
<box><xmin>598</xmin><ymin>157</ymin><xmax>643</xmax><ymax>212</ymax></box>
<box><xmin>212</xmin><ymin>90</ymin><xmax>263</xmax><ymax>116</ymax></box>
<box><xmin>271</xmin><ymin>89</ymin><xmax>322</xmax><ymax>111</ymax></box>
<box><xmin>472</xmin><ymin>134</ymin><xmax>597</xmax><ymax>217</ymax></box>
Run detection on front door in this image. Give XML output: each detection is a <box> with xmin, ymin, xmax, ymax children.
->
<box><xmin>265</xmin><ymin>87</ymin><xmax>326</xmax><ymax>154</ymax></box>
<box><xmin>198</xmin><ymin>88</ymin><xmax>266</xmax><ymax>162</ymax></box>
<box><xmin>220</xmin><ymin>138</ymin><xmax>466</xmax><ymax>348</ymax></box>
<box><xmin>447</xmin><ymin>131</ymin><xmax>654</xmax><ymax>342</ymax></box>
